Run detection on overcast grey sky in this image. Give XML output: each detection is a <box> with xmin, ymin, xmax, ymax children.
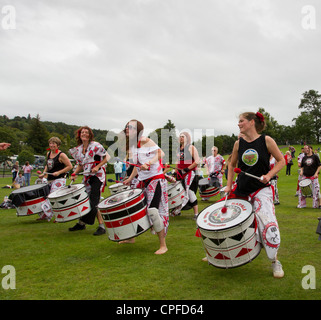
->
<box><xmin>0</xmin><ymin>0</ymin><xmax>320</xmax><ymax>137</ymax></box>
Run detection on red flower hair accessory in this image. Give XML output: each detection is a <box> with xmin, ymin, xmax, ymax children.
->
<box><xmin>256</xmin><ymin>112</ymin><xmax>265</xmax><ymax>122</ymax></box>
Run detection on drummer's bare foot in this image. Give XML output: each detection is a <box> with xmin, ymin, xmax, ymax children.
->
<box><xmin>154</xmin><ymin>246</ymin><xmax>168</xmax><ymax>255</ymax></box>
<box><xmin>202</xmin><ymin>257</ymin><xmax>208</xmax><ymax>262</ymax></box>
<box><xmin>119</xmin><ymin>238</ymin><xmax>135</xmax><ymax>244</ymax></box>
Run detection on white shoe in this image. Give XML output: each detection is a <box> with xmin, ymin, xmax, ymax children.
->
<box><xmin>272</xmin><ymin>260</ymin><xmax>284</xmax><ymax>278</ymax></box>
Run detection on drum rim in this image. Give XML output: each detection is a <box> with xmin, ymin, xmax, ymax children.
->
<box><xmin>98</xmin><ymin>188</ymin><xmax>143</xmax><ymax>209</ymax></box>
<box><xmin>196</xmin><ymin>199</ymin><xmax>253</xmax><ymax>231</ymax></box>
<box><xmin>11</xmin><ymin>184</ymin><xmax>49</xmax><ymax>194</ymax></box>
<box><xmin>299</xmin><ymin>179</ymin><xmax>312</xmax><ymax>186</ymax></box>
<box><xmin>47</xmin><ymin>184</ymin><xmax>85</xmax><ymax>199</ymax></box>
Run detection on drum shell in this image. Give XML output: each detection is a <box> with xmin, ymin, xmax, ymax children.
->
<box><xmin>48</xmin><ymin>184</ymin><xmax>91</xmax><ymax>223</ymax></box>
<box><xmin>197</xmin><ymin>199</ymin><xmax>261</xmax><ymax>269</ymax></box>
<box><xmin>167</xmin><ymin>181</ymin><xmax>184</xmax><ymax>210</ymax></box>
<box><xmin>9</xmin><ymin>184</ymin><xmax>50</xmax><ymax>216</ymax></box>
<box><xmin>98</xmin><ymin>189</ymin><xmax>151</xmax><ymax>242</ymax></box>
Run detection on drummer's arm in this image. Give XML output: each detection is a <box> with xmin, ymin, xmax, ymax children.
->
<box><xmin>71</xmin><ymin>163</ymin><xmax>83</xmax><ymax>180</ymax></box>
<box><xmin>39</xmin><ymin>165</ymin><xmax>48</xmax><ymax>179</ymax></box>
<box><xmin>123</xmin><ymin>167</ymin><xmax>137</xmax><ymax>185</ymax></box>
<box><xmin>186</xmin><ymin>145</ymin><xmax>200</xmax><ymax>171</ymax></box>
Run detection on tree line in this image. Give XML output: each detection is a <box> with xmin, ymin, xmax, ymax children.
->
<box><xmin>0</xmin><ymin>89</ymin><xmax>320</xmax><ymax>166</ymax></box>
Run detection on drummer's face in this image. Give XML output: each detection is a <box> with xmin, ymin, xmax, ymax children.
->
<box><xmin>49</xmin><ymin>142</ymin><xmax>58</xmax><ymax>151</ymax></box>
<box><xmin>238</xmin><ymin>116</ymin><xmax>252</xmax><ymax>134</ymax></box>
<box><xmin>125</xmin><ymin>122</ymin><xmax>137</xmax><ymax>138</ymax></box>
<box><xmin>80</xmin><ymin>129</ymin><xmax>90</xmax><ymax>142</ymax></box>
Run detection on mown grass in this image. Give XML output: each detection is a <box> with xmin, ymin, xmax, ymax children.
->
<box><xmin>0</xmin><ymin>145</ymin><xmax>320</xmax><ymax>300</ymax></box>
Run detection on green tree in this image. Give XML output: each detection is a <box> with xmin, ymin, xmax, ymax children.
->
<box><xmin>298</xmin><ymin>90</ymin><xmax>321</xmax><ymax>143</ymax></box>
<box><xmin>27</xmin><ymin>115</ymin><xmax>50</xmax><ymax>154</ymax></box>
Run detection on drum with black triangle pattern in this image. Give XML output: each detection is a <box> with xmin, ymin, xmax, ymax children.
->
<box><xmin>197</xmin><ymin>199</ymin><xmax>261</xmax><ymax>269</ymax></box>
<box><xmin>98</xmin><ymin>189</ymin><xmax>151</xmax><ymax>242</ymax></box>
<box><xmin>48</xmin><ymin>184</ymin><xmax>91</xmax><ymax>223</ymax></box>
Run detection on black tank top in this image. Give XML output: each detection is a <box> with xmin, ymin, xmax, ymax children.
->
<box><xmin>235</xmin><ymin>134</ymin><xmax>270</xmax><ymax>197</ymax></box>
<box><xmin>46</xmin><ymin>152</ymin><xmax>66</xmax><ymax>181</ymax></box>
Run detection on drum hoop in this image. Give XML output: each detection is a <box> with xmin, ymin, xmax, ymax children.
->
<box><xmin>98</xmin><ymin>189</ymin><xmax>143</xmax><ymax>210</ymax></box>
<box><xmin>299</xmin><ymin>179</ymin><xmax>312</xmax><ymax>187</ymax></box>
<box><xmin>48</xmin><ymin>184</ymin><xmax>84</xmax><ymax>199</ymax></box>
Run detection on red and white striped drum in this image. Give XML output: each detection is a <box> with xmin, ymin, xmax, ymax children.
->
<box><xmin>9</xmin><ymin>184</ymin><xmax>50</xmax><ymax>216</ymax></box>
<box><xmin>98</xmin><ymin>189</ymin><xmax>151</xmax><ymax>242</ymax></box>
<box><xmin>167</xmin><ymin>181</ymin><xmax>184</xmax><ymax>214</ymax></box>
<box><xmin>196</xmin><ymin>199</ymin><xmax>261</xmax><ymax>269</ymax></box>
<box><xmin>109</xmin><ymin>183</ymin><xmax>130</xmax><ymax>195</ymax></box>
<box><xmin>198</xmin><ymin>178</ymin><xmax>220</xmax><ymax>199</ymax></box>
<box><xmin>48</xmin><ymin>184</ymin><xmax>91</xmax><ymax>223</ymax></box>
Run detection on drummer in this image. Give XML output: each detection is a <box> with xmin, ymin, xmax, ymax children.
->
<box><xmin>297</xmin><ymin>145</ymin><xmax>321</xmax><ymax>209</ymax></box>
<box><xmin>122</xmin><ymin>119</ymin><xmax>169</xmax><ymax>255</ymax></box>
<box><xmin>38</xmin><ymin>137</ymin><xmax>73</xmax><ymax>221</ymax></box>
<box><xmin>69</xmin><ymin>126</ymin><xmax>110</xmax><ymax>236</ymax></box>
<box><xmin>225</xmin><ymin>111</ymin><xmax>285</xmax><ymax>278</ymax></box>
<box><xmin>205</xmin><ymin>146</ymin><xmax>226</xmax><ymax>188</ymax></box>
<box><xmin>176</xmin><ymin>131</ymin><xmax>200</xmax><ymax>220</ymax></box>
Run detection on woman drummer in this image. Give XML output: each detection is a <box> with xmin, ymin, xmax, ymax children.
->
<box><xmin>225</xmin><ymin>112</ymin><xmax>285</xmax><ymax>278</ymax></box>
<box><xmin>123</xmin><ymin>119</ymin><xmax>169</xmax><ymax>255</ymax></box>
<box><xmin>38</xmin><ymin>137</ymin><xmax>73</xmax><ymax>221</ymax></box>
<box><xmin>176</xmin><ymin>131</ymin><xmax>200</xmax><ymax>220</ymax></box>
<box><xmin>69</xmin><ymin>126</ymin><xmax>110</xmax><ymax>236</ymax></box>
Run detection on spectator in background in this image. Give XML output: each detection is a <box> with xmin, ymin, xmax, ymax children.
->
<box><xmin>114</xmin><ymin>158</ymin><xmax>123</xmax><ymax>181</ymax></box>
<box><xmin>284</xmin><ymin>151</ymin><xmax>293</xmax><ymax>176</ymax></box>
<box><xmin>22</xmin><ymin>161</ymin><xmax>33</xmax><ymax>186</ymax></box>
<box><xmin>11</xmin><ymin>161</ymin><xmax>19</xmax><ymax>182</ymax></box>
<box><xmin>14</xmin><ymin>171</ymin><xmax>26</xmax><ymax>188</ymax></box>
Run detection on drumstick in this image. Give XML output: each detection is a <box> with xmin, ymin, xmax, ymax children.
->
<box><xmin>221</xmin><ymin>193</ymin><xmax>229</xmax><ymax>213</ymax></box>
<box><xmin>234</xmin><ymin>168</ymin><xmax>263</xmax><ymax>181</ymax></box>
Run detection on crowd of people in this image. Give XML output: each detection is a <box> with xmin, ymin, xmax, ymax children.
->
<box><xmin>1</xmin><ymin>111</ymin><xmax>321</xmax><ymax>278</ymax></box>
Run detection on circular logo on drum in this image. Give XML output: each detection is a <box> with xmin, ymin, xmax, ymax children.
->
<box><xmin>208</xmin><ymin>205</ymin><xmax>242</xmax><ymax>224</ymax></box>
<box><xmin>242</xmin><ymin>149</ymin><xmax>259</xmax><ymax>166</ymax></box>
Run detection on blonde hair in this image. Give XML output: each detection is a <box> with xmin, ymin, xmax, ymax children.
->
<box><xmin>48</xmin><ymin>137</ymin><xmax>61</xmax><ymax>147</ymax></box>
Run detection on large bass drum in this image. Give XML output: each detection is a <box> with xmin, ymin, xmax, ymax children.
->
<box><xmin>196</xmin><ymin>199</ymin><xmax>261</xmax><ymax>269</ymax></box>
<box><xmin>9</xmin><ymin>184</ymin><xmax>50</xmax><ymax>216</ymax></box>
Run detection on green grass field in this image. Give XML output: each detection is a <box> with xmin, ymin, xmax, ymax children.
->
<box><xmin>0</xmin><ymin>145</ymin><xmax>320</xmax><ymax>300</ymax></box>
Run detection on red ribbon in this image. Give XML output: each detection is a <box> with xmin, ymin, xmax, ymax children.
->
<box><xmin>256</xmin><ymin>112</ymin><xmax>265</xmax><ymax>122</ymax></box>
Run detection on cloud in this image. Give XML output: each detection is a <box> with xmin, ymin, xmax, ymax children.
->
<box><xmin>0</xmin><ymin>0</ymin><xmax>320</xmax><ymax>138</ymax></box>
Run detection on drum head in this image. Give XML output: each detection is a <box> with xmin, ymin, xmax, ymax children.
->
<box><xmin>11</xmin><ymin>184</ymin><xmax>47</xmax><ymax>194</ymax></box>
<box><xmin>48</xmin><ymin>184</ymin><xmax>84</xmax><ymax>199</ymax></box>
<box><xmin>109</xmin><ymin>183</ymin><xmax>123</xmax><ymax>189</ymax></box>
<box><xmin>198</xmin><ymin>178</ymin><xmax>210</xmax><ymax>186</ymax></box>
<box><xmin>197</xmin><ymin>199</ymin><xmax>253</xmax><ymax>231</ymax></box>
<box><xmin>98</xmin><ymin>189</ymin><xmax>142</xmax><ymax>209</ymax></box>
<box><xmin>299</xmin><ymin>179</ymin><xmax>311</xmax><ymax>187</ymax></box>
